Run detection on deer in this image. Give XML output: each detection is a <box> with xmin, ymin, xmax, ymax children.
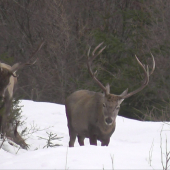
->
<box><xmin>65</xmin><ymin>42</ymin><xmax>155</xmax><ymax>147</ymax></box>
<box><xmin>0</xmin><ymin>41</ymin><xmax>44</xmax><ymax>149</ymax></box>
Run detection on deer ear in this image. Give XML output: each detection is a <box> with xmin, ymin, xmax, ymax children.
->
<box><xmin>119</xmin><ymin>89</ymin><xmax>128</xmax><ymax>104</ymax></box>
<box><xmin>105</xmin><ymin>84</ymin><xmax>110</xmax><ymax>95</ymax></box>
<box><xmin>120</xmin><ymin>88</ymin><xmax>128</xmax><ymax>97</ymax></box>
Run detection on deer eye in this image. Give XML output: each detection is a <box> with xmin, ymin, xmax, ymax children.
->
<box><xmin>103</xmin><ymin>103</ymin><xmax>106</xmax><ymax>107</ymax></box>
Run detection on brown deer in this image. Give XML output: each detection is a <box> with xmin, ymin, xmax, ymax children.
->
<box><xmin>65</xmin><ymin>43</ymin><xmax>155</xmax><ymax>147</ymax></box>
<box><xmin>0</xmin><ymin>41</ymin><xmax>44</xmax><ymax>149</ymax></box>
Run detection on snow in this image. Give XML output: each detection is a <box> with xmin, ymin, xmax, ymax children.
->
<box><xmin>0</xmin><ymin>100</ymin><xmax>170</xmax><ymax>169</ymax></box>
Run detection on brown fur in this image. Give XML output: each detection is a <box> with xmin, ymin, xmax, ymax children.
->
<box><xmin>0</xmin><ymin>62</ymin><xmax>28</xmax><ymax>149</ymax></box>
<box><xmin>65</xmin><ymin>89</ymin><xmax>127</xmax><ymax>147</ymax></box>
<box><xmin>0</xmin><ymin>63</ymin><xmax>17</xmax><ymax>134</ymax></box>
<box><xmin>0</xmin><ymin>63</ymin><xmax>17</xmax><ymax>100</ymax></box>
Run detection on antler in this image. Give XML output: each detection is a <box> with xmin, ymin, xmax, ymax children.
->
<box><xmin>87</xmin><ymin>42</ymin><xmax>106</xmax><ymax>92</ymax></box>
<box><xmin>11</xmin><ymin>40</ymin><xmax>45</xmax><ymax>73</ymax></box>
<box><xmin>122</xmin><ymin>53</ymin><xmax>155</xmax><ymax>99</ymax></box>
<box><xmin>87</xmin><ymin>43</ymin><xmax>155</xmax><ymax>97</ymax></box>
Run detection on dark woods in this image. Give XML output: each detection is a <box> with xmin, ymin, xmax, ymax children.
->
<box><xmin>0</xmin><ymin>0</ymin><xmax>170</xmax><ymax>121</ymax></box>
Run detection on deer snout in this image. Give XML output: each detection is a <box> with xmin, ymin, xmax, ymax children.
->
<box><xmin>105</xmin><ymin>117</ymin><xmax>113</xmax><ymax>125</ymax></box>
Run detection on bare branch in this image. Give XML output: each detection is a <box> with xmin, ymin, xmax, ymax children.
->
<box><xmin>11</xmin><ymin>40</ymin><xmax>45</xmax><ymax>73</ymax></box>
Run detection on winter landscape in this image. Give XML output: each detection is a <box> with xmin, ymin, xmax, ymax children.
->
<box><xmin>0</xmin><ymin>100</ymin><xmax>169</xmax><ymax>169</ymax></box>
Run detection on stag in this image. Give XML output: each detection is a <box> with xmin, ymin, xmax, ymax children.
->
<box><xmin>65</xmin><ymin>43</ymin><xmax>155</xmax><ymax>147</ymax></box>
<box><xmin>0</xmin><ymin>41</ymin><xmax>44</xmax><ymax>149</ymax></box>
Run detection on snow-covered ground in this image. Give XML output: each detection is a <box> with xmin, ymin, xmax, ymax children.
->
<box><xmin>0</xmin><ymin>100</ymin><xmax>170</xmax><ymax>169</ymax></box>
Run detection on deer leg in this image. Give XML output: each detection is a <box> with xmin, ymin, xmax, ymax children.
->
<box><xmin>69</xmin><ymin>133</ymin><xmax>76</xmax><ymax>147</ymax></box>
<box><xmin>89</xmin><ymin>134</ymin><xmax>97</xmax><ymax>145</ymax></box>
<box><xmin>68</xmin><ymin>126</ymin><xmax>76</xmax><ymax>147</ymax></box>
<box><xmin>101</xmin><ymin>138</ymin><xmax>110</xmax><ymax>146</ymax></box>
<box><xmin>78</xmin><ymin>135</ymin><xmax>85</xmax><ymax>146</ymax></box>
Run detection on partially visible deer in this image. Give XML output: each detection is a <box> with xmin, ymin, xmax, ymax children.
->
<box><xmin>0</xmin><ymin>41</ymin><xmax>44</xmax><ymax>149</ymax></box>
<box><xmin>65</xmin><ymin>43</ymin><xmax>155</xmax><ymax>147</ymax></box>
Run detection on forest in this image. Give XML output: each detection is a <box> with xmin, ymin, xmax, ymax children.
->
<box><xmin>1</xmin><ymin>0</ymin><xmax>170</xmax><ymax>121</ymax></box>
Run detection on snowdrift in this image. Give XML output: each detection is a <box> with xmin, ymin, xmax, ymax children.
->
<box><xmin>0</xmin><ymin>100</ymin><xmax>169</xmax><ymax>169</ymax></box>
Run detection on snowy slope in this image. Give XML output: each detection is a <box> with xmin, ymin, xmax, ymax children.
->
<box><xmin>0</xmin><ymin>100</ymin><xmax>169</xmax><ymax>169</ymax></box>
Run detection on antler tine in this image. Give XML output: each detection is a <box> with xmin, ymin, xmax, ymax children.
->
<box><xmin>91</xmin><ymin>45</ymin><xmax>106</xmax><ymax>62</ymax></box>
<box><xmin>150</xmin><ymin>53</ymin><xmax>155</xmax><ymax>75</ymax></box>
<box><xmin>92</xmin><ymin>42</ymin><xmax>104</xmax><ymax>55</ymax></box>
<box><xmin>87</xmin><ymin>43</ymin><xmax>107</xmax><ymax>93</ymax></box>
<box><xmin>87</xmin><ymin>46</ymin><xmax>91</xmax><ymax>57</ymax></box>
<box><xmin>122</xmin><ymin>55</ymin><xmax>151</xmax><ymax>99</ymax></box>
<box><xmin>135</xmin><ymin>55</ymin><xmax>150</xmax><ymax>85</ymax></box>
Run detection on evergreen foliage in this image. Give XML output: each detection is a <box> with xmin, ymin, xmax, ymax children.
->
<box><xmin>90</xmin><ymin>1</ymin><xmax>169</xmax><ymax>120</ymax></box>
<box><xmin>10</xmin><ymin>99</ymin><xmax>23</xmax><ymax>126</ymax></box>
